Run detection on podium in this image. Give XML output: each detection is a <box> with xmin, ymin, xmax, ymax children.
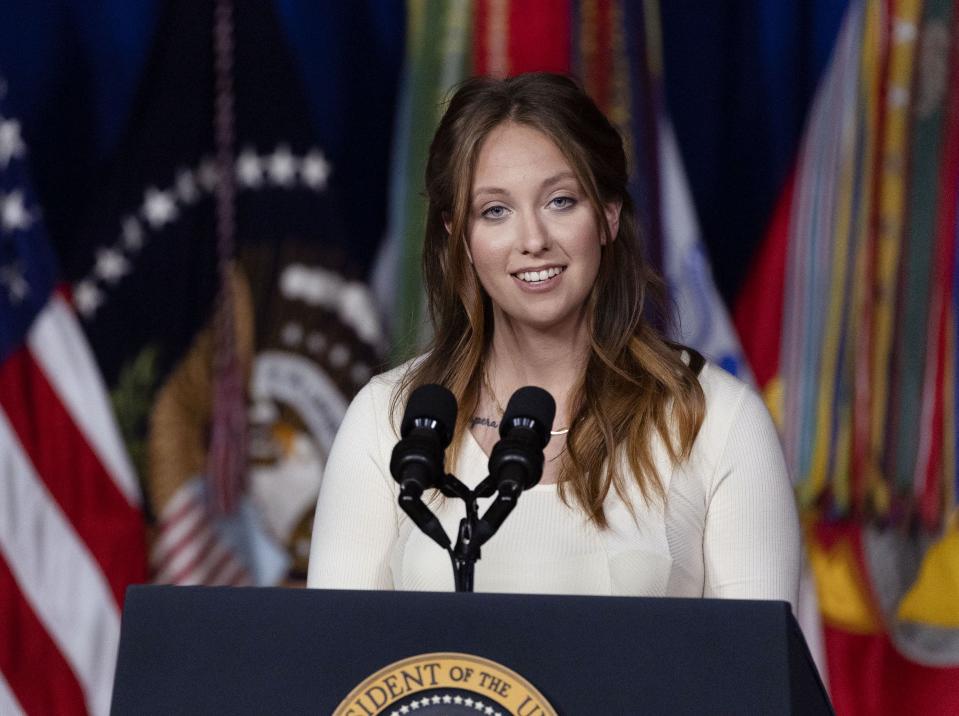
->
<box><xmin>111</xmin><ymin>586</ymin><xmax>832</xmax><ymax>714</ymax></box>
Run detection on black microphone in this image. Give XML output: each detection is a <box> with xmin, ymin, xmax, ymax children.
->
<box><xmin>391</xmin><ymin>383</ymin><xmax>456</xmax><ymax>494</ymax></box>
<box><xmin>489</xmin><ymin>386</ymin><xmax>555</xmax><ymax>496</ymax></box>
<box><xmin>472</xmin><ymin>386</ymin><xmax>555</xmax><ymax>547</ymax></box>
<box><xmin>389</xmin><ymin>384</ymin><xmax>457</xmax><ymax>549</ymax></box>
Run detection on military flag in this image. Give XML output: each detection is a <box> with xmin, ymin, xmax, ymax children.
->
<box><xmin>735</xmin><ymin>1</ymin><xmax>959</xmax><ymax>712</ymax></box>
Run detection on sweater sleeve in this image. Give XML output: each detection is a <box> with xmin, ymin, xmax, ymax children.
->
<box><xmin>306</xmin><ymin>379</ymin><xmax>399</xmax><ymax>589</ymax></box>
<box><xmin>701</xmin><ymin>384</ymin><xmax>801</xmax><ymax>611</ymax></box>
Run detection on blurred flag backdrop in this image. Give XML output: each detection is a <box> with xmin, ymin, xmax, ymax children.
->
<box><xmin>736</xmin><ymin>0</ymin><xmax>959</xmax><ymax>713</ymax></box>
<box><xmin>2</xmin><ymin>1</ymin><xmax>959</xmax><ymax>715</ymax></box>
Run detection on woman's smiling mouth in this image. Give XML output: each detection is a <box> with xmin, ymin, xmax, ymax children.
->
<box><xmin>512</xmin><ymin>266</ymin><xmax>566</xmax><ymax>285</ymax></box>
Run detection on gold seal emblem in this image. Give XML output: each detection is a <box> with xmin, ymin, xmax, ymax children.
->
<box><xmin>334</xmin><ymin>652</ymin><xmax>557</xmax><ymax>716</ymax></box>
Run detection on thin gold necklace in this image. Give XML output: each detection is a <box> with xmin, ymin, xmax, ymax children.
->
<box><xmin>482</xmin><ymin>368</ymin><xmax>570</xmax><ymax>436</ymax></box>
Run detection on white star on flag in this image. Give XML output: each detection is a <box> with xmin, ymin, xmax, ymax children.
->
<box><xmin>142</xmin><ymin>187</ymin><xmax>178</xmax><ymax>228</ymax></box>
<box><xmin>442</xmin><ymin>695</ymin><xmax>452</xmax><ymax>703</ymax></box>
<box><xmin>1</xmin><ymin>190</ymin><xmax>33</xmax><ymax>232</ymax></box>
<box><xmin>453</xmin><ymin>696</ymin><xmax>463</xmax><ymax>704</ymax></box>
<box><xmin>431</xmin><ymin>695</ymin><xmax>442</xmax><ymax>704</ymax></box>
<box><xmin>464</xmin><ymin>698</ymin><xmax>474</xmax><ymax>707</ymax></box>
<box><xmin>0</xmin><ymin>116</ymin><xmax>26</xmax><ymax>169</ymax></box>
<box><xmin>0</xmin><ymin>261</ymin><xmax>28</xmax><ymax>303</ymax></box>
<box><xmin>122</xmin><ymin>217</ymin><xmax>145</xmax><ymax>250</ymax></box>
<box><xmin>301</xmin><ymin>150</ymin><xmax>331</xmax><ymax>189</ymax></box>
<box><xmin>74</xmin><ymin>280</ymin><xmax>105</xmax><ymax>317</ymax></box>
<box><xmin>267</xmin><ymin>145</ymin><xmax>297</xmax><ymax>186</ymax></box>
<box><xmin>175</xmin><ymin>168</ymin><xmax>200</xmax><ymax>203</ymax></box>
<box><xmin>236</xmin><ymin>149</ymin><xmax>264</xmax><ymax>187</ymax></box>
<box><xmin>94</xmin><ymin>248</ymin><xmax>130</xmax><ymax>284</ymax></box>
<box><xmin>197</xmin><ymin>159</ymin><xmax>219</xmax><ymax>191</ymax></box>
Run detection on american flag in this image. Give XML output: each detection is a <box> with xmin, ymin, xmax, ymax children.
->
<box><xmin>0</xmin><ymin>79</ymin><xmax>148</xmax><ymax>716</ymax></box>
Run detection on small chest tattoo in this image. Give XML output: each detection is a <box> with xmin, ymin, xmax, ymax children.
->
<box><xmin>470</xmin><ymin>415</ymin><xmax>499</xmax><ymax>429</ymax></box>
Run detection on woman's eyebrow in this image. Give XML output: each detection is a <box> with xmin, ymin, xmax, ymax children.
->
<box><xmin>540</xmin><ymin>170</ymin><xmax>578</xmax><ymax>189</ymax></box>
<box><xmin>472</xmin><ymin>186</ymin><xmax>510</xmax><ymax>198</ymax></box>
<box><xmin>473</xmin><ymin>171</ymin><xmax>578</xmax><ymax>200</ymax></box>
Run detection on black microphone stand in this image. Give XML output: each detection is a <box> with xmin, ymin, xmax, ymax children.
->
<box><xmin>435</xmin><ymin>474</ymin><xmax>482</xmax><ymax>592</ymax></box>
<box><xmin>450</xmin><ymin>493</ymin><xmax>479</xmax><ymax>592</ymax></box>
<box><xmin>393</xmin><ymin>451</ymin><xmax>514</xmax><ymax>591</ymax></box>
<box><xmin>436</xmin><ymin>473</ymin><xmax>524</xmax><ymax>592</ymax></box>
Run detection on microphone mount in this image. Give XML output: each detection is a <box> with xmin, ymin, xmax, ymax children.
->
<box><xmin>393</xmin><ymin>385</ymin><xmax>555</xmax><ymax>592</ymax></box>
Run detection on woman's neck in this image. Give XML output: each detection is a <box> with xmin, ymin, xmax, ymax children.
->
<box><xmin>485</xmin><ymin>312</ymin><xmax>590</xmax><ymax>407</ymax></box>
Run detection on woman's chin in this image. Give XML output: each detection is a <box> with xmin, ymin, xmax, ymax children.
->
<box><xmin>494</xmin><ymin>307</ymin><xmax>589</xmax><ymax>339</ymax></box>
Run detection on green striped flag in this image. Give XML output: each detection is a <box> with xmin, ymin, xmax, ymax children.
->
<box><xmin>385</xmin><ymin>0</ymin><xmax>472</xmax><ymax>363</ymax></box>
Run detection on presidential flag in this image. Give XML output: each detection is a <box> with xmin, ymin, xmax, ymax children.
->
<box><xmin>62</xmin><ymin>0</ymin><xmax>398</xmax><ymax>587</ymax></box>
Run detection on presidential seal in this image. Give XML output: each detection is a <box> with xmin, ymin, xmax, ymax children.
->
<box><xmin>334</xmin><ymin>652</ymin><xmax>557</xmax><ymax>716</ymax></box>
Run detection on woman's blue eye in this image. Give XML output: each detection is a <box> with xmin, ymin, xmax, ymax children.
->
<box><xmin>482</xmin><ymin>205</ymin><xmax>508</xmax><ymax>219</ymax></box>
<box><xmin>549</xmin><ymin>196</ymin><xmax>576</xmax><ymax>209</ymax></box>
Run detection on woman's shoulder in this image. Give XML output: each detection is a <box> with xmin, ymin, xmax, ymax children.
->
<box><xmin>696</xmin><ymin>360</ymin><xmax>753</xmax><ymax>412</ymax></box>
<box><xmin>336</xmin><ymin>355</ymin><xmax>428</xmax><ymax>444</ymax></box>
<box><xmin>677</xmin><ymin>346</ymin><xmax>748</xmax><ymax>399</ymax></box>
<box><xmin>368</xmin><ymin>353</ymin><xmax>425</xmax><ymax>385</ymax></box>
<box><xmin>360</xmin><ymin>353</ymin><xmax>429</xmax><ymax>404</ymax></box>
<box><xmin>675</xmin><ymin>347</ymin><xmax>756</xmax><ymax>421</ymax></box>
<box><xmin>692</xmin><ymin>359</ymin><xmax>773</xmax><ymax>457</ymax></box>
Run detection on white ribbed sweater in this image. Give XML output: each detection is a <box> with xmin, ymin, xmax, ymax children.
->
<box><xmin>307</xmin><ymin>361</ymin><xmax>800</xmax><ymax>610</ymax></box>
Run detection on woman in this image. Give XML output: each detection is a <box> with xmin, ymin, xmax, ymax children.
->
<box><xmin>307</xmin><ymin>73</ymin><xmax>800</xmax><ymax>607</ymax></box>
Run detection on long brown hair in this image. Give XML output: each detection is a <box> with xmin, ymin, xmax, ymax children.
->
<box><xmin>393</xmin><ymin>72</ymin><xmax>705</xmax><ymax>527</ymax></box>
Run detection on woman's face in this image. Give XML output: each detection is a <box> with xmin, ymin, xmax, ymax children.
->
<box><xmin>465</xmin><ymin>121</ymin><xmax>620</xmax><ymax>336</ymax></box>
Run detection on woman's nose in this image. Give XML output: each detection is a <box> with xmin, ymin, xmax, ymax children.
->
<box><xmin>518</xmin><ymin>212</ymin><xmax>550</xmax><ymax>254</ymax></box>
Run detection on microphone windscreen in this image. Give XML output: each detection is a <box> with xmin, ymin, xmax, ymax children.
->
<box><xmin>401</xmin><ymin>384</ymin><xmax>458</xmax><ymax>446</ymax></box>
<box><xmin>500</xmin><ymin>386</ymin><xmax>556</xmax><ymax>445</ymax></box>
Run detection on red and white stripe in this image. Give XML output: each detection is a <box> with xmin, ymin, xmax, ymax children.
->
<box><xmin>0</xmin><ymin>294</ymin><xmax>147</xmax><ymax>716</ymax></box>
<box><xmin>151</xmin><ymin>479</ymin><xmax>252</xmax><ymax>587</ymax></box>
<box><xmin>29</xmin><ymin>294</ymin><xmax>141</xmax><ymax>506</ymax></box>
<box><xmin>0</xmin><ymin>668</ymin><xmax>25</xmax><ymax>716</ymax></box>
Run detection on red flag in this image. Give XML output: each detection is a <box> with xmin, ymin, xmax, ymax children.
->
<box><xmin>734</xmin><ymin>168</ymin><xmax>795</xmax><ymax>391</ymax></box>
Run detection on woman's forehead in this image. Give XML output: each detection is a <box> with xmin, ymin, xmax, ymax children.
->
<box><xmin>470</xmin><ymin>122</ymin><xmax>579</xmax><ymax>196</ymax></box>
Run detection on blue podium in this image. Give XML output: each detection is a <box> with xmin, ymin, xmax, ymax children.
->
<box><xmin>111</xmin><ymin>586</ymin><xmax>832</xmax><ymax>714</ymax></box>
